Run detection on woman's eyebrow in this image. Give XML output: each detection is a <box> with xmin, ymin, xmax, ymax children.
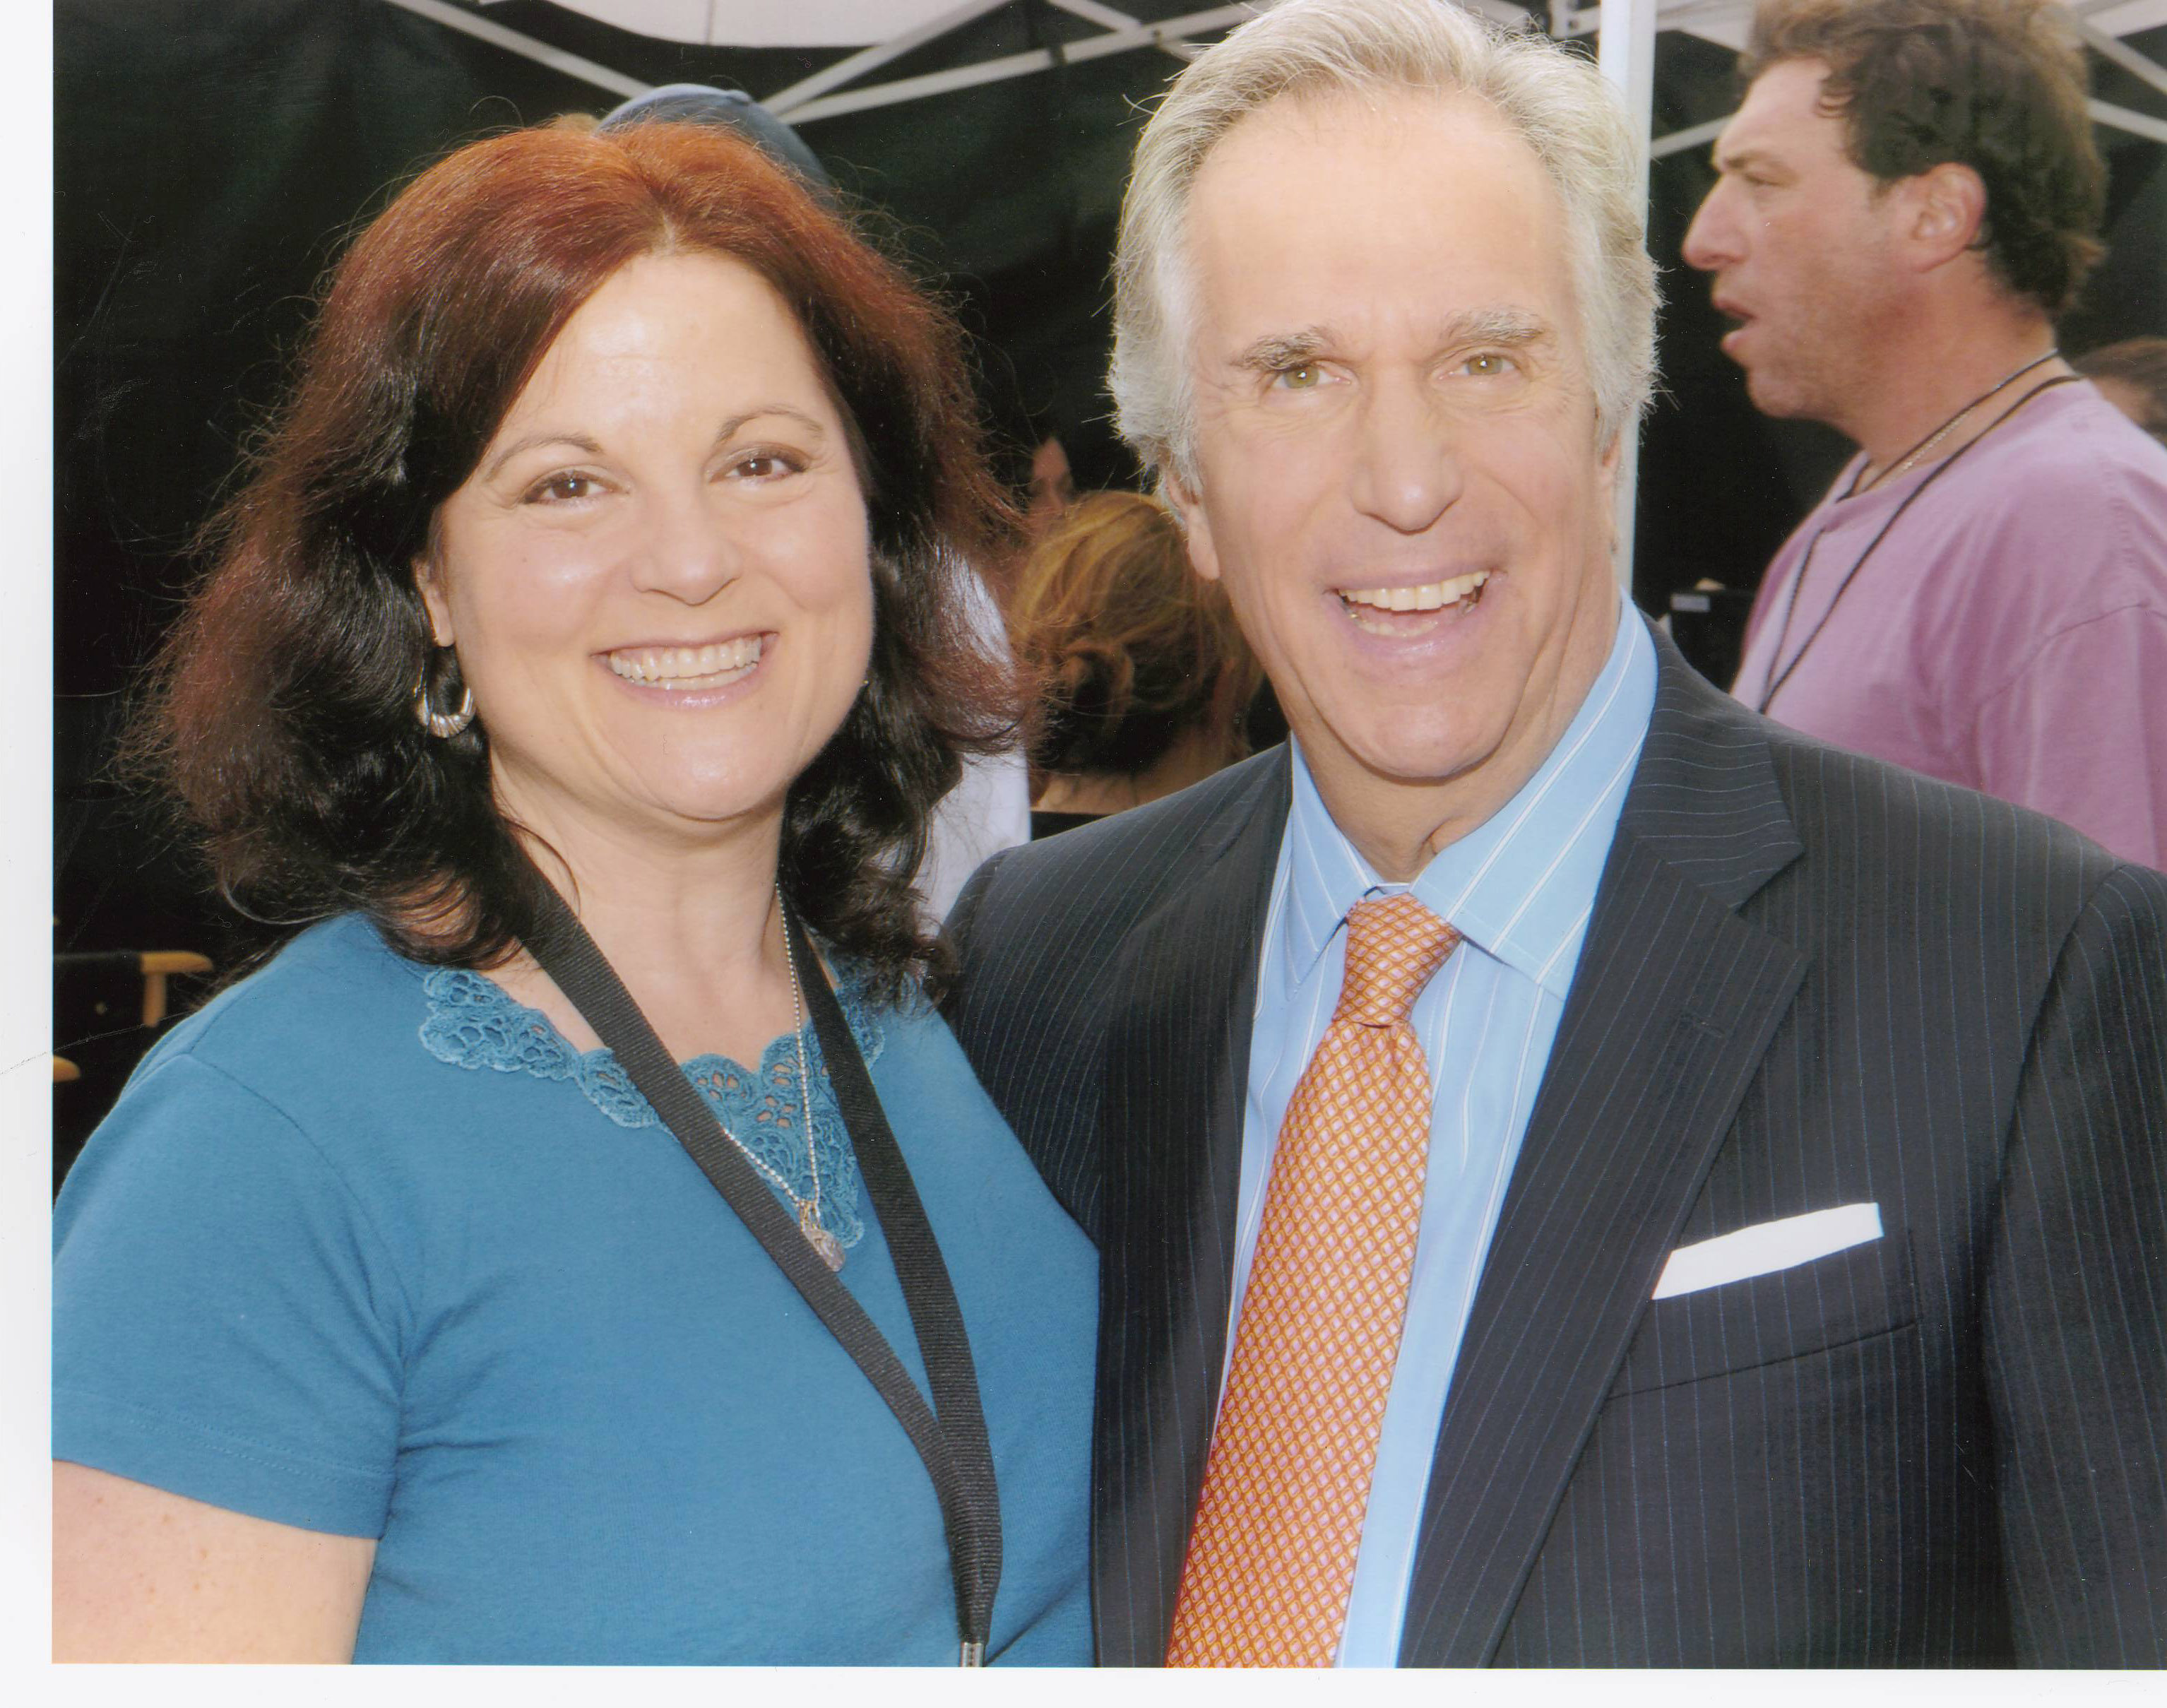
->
<box><xmin>711</xmin><ymin>405</ymin><xmax>830</xmax><ymax>448</ymax></box>
<box><xmin>481</xmin><ymin>432</ymin><xmax>605</xmax><ymax>482</ymax></box>
<box><xmin>479</xmin><ymin>406</ymin><xmax>832</xmax><ymax>482</ymax></box>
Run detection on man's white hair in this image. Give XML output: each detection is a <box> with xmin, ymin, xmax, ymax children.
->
<box><xmin>1109</xmin><ymin>0</ymin><xmax>1660</xmax><ymax>491</ymax></box>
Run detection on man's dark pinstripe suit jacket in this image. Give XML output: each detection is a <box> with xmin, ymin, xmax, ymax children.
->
<box><xmin>945</xmin><ymin>626</ymin><xmax>2167</xmax><ymax>1666</ymax></box>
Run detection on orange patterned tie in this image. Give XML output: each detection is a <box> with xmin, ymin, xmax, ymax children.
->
<box><xmin>1166</xmin><ymin>891</ymin><xmax>1461</xmax><ymax>1668</ymax></box>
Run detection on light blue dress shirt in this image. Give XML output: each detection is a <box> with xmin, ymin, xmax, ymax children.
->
<box><xmin>1233</xmin><ymin>605</ymin><xmax>1656</xmax><ymax>1666</ymax></box>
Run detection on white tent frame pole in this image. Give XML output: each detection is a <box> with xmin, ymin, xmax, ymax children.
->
<box><xmin>2092</xmin><ymin>96</ymin><xmax>2167</xmax><ymax>144</ymax></box>
<box><xmin>1598</xmin><ymin>0</ymin><xmax>1660</xmax><ymax>598</ymax></box>
<box><xmin>1050</xmin><ymin>0</ymin><xmax>1146</xmax><ymax>24</ymax></box>
<box><xmin>381</xmin><ymin>0</ymin><xmax>649</xmax><ymax>100</ymax></box>
<box><xmin>776</xmin><ymin>5</ymin><xmax>1255</xmax><ymax>124</ymax></box>
<box><xmin>1651</xmin><ymin>114</ymin><xmax>1726</xmax><ymax>159</ymax></box>
<box><xmin>764</xmin><ymin>0</ymin><xmax>1014</xmax><ymax>116</ymax></box>
<box><xmin>381</xmin><ymin>0</ymin><xmax>1237</xmax><ymax>121</ymax></box>
<box><xmin>1047</xmin><ymin>0</ymin><xmax>1201</xmax><ymax>59</ymax></box>
<box><xmin>2072</xmin><ymin>16</ymin><xmax>2167</xmax><ymax>101</ymax></box>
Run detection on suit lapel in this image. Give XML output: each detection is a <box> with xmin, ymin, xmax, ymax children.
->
<box><xmin>1091</xmin><ymin>748</ymin><xmax>1290</xmax><ymax>1667</ymax></box>
<box><xmin>1397</xmin><ymin>633</ymin><xmax>1810</xmax><ymax>1666</ymax></box>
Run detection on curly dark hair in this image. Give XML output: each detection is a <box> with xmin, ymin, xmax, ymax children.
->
<box><xmin>1742</xmin><ymin>0</ymin><xmax>2106</xmax><ymax>315</ymax></box>
<box><xmin>1009</xmin><ymin>492</ymin><xmax>1259</xmax><ymax>784</ymax></box>
<box><xmin>131</xmin><ymin>121</ymin><xmax>1018</xmax><ymax>1001</ymax></box>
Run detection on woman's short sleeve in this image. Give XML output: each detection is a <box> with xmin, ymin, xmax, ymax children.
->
<box><xmin>54</xmin><ymin>1052</ymin><xmax>408</xmax><ymax>1537</ymax></box>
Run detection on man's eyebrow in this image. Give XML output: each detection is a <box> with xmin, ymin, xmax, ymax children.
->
<box><xmin>1712</xmin><ymin>142</ymin><xmax>1781</xmax><ymax>175</ymax></box>
<box><xmin>1230</xmin><ymin>312</ymin><xmax>1550</xmax><ymax>374</ymax></box>
<box><xmin>1232</xmin><ymin>328</ymin><xmax>1331</xmax><ymax>373</ymax></box>
<box><xmin>1442</xmin><ymin>307</ymin><xmax>1552</xmax><ymax>348</ymax></box>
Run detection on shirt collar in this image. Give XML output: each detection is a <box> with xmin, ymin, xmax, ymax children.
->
<box><xmin>1278</xmin><ymin>603</ymin><xmax>1656</xmax><ymax>998</ymax></box>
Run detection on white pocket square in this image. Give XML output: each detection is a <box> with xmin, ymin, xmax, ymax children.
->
<box><xmin>1652</xmin><ymin>1202</ymin><xmax>1883</xmax><ymax>1300</ymax></box>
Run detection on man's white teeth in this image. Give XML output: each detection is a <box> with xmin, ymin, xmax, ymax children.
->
<box><xmin>1339</xmin><ymin>571</ymin><xmax>1490</xmax><ymax>613</ymax></box>
<box><xmin>606</xmin><ymin>636</ymin><xmax>762</xmax><ymax>688</ymax></box>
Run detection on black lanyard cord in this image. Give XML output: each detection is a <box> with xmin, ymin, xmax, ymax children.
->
<box><xmin>521</xmin><ymin>879</ymin><xmax>1002</xmax><ymax>1664</ymax></box>
<box><xmin>786</xmin><ymin>904</ymin><xmax>1002</xmax><ymax>1651</ymax></box>
<box><xmin>1753</xmin><ymin>374</ymin><xmax>2081</xmax><ymax>716</ymax></box>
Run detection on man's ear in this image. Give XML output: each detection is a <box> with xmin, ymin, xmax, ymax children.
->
<box><xmin>1595</xmin><ymin>427</ymin><xmax>1625</xmax><ymax>554</ymax></box>
<box><xmin>414</xmin><ymin>557</ymin><xmax>456</xmax><ymax>648</ymax></box>
<box><xmin>1904</xmin><ymin>162</ymin><xmax>1988</xmax><ymax>273</ymax></box>
<box><xmin>1160</xmin><ymin>463</ymin><xmax>1223</xmax><ymax>584</ymax></box>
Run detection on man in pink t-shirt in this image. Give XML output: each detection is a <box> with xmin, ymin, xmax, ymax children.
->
<box><xmin>1684</xmin><ymin>0</ymin><xmax>2167</xmax><ymax>870</ymax></box>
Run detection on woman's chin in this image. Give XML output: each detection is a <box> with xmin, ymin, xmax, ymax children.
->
<box><xmin>614</xmin><ymin>779</ymin><xmax>797</xmax><ymax>844</ymax></box>
<box><xmin>493</xmin><ymin>757</ymin><xmax>797</xmax><ymax>859</ymax></box>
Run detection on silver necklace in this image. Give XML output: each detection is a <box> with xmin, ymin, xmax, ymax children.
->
<box><xmin>704</xmin><ymin>888</ymin><xmax>844</xmax><ymax>1272</ymax></box>
<box><xmin>1856</xmin><ymin>349</ymin><xmax>2060</xmax><ymax>494</ymax></box>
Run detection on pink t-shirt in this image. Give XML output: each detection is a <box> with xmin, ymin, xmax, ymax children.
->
<box><xmin>1732</xmin><ymin>381</ymin><xmax>2167</xmax><ymax>870</ymax></box>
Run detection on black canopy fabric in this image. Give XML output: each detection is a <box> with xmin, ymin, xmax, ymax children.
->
<box><xmin>57</xmin><ymin>0</ymin><xmax>2166</xmax><ymax>964</ymax></box>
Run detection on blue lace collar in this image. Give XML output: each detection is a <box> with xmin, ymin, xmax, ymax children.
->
<box><xmin>418</xmin><ymin>961</ymin><xmax>887</xmax><ymax>1252</ymax></box>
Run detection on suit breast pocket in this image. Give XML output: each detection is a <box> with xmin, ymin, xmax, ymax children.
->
<box><xmin>1608</xmin><ymin>1229</ymin><xmax>1917</xmax><ymax>1398</ymax></box>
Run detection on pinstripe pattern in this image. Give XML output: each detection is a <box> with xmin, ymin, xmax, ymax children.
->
<box><xmin>945</xmin><ymin>624</ymin><xmax>2167</xmax><ymax>1667</ymax></box>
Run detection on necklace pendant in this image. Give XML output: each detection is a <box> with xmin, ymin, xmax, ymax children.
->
<box><xmin>800</xmin><ymin>1202</ymin><xmax>846</xmax><ymax>1272</ymax></box>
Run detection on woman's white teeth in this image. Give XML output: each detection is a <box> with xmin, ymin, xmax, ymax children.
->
<box><xmin>607</xmin><ymin>637</ymin><xmax>762</xmax><ymax>687</ymax></box>
<box><xmin>1340</xmin><ymin>571</ymin><xmax>1490</xmax><ymax>613</ymax></box>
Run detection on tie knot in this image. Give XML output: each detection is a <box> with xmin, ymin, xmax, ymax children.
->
<box><xmin>1334</xmin><ymin>893</ymin><xmax>1461</xmax><ymax>1028</ymax></box>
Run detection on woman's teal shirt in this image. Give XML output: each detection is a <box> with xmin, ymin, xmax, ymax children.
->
<box><xmin>54</xmin><ymin>914</ymin><xmax>1096</xmax><ymax>1664</ymax></box>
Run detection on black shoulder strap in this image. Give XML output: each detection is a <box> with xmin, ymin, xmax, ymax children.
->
<box><xmin>522</xmin><ymin>882</ymin><xmax>1001</xmax><ymax>1663</ymax></box>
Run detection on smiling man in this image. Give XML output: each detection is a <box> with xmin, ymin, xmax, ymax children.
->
<box><xmin>1685</xmin><ymin>0</ymin><xmax>2167</xmax><ymax>867</ymax></box>
<box><xmin>946</xmin><ymin>0</ymin><xmax>2166</xmax><ymax>1668</ymax></box>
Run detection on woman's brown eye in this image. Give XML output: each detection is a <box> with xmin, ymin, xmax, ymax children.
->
<box><xmin>725</xmin><ymin>449</ymin><xmax>807</xmax><ymax>482</ymax></box>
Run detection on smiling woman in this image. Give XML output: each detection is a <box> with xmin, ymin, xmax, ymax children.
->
<box><xmin>138</xmin><ymin>121</ymin><xmax>1010</xmax><ymax>993</ymax></box>
<box><xmin>52</xmin><ymin>121</ymin><xmax>1095</xmax><ymax>1665</ymax></box>
<box><xmin>417</xmin><ymin>252</ymin><xmax>880</xmax><ymax>914</ymax></box>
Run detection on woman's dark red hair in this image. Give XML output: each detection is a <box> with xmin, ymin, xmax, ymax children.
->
<box><xmin>134</xmin><ymin>121</ymin><xmax>1017</xmax><ymax>997</ymax></box>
